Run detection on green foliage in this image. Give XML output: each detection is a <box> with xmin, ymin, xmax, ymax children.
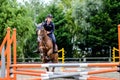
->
<box><xmin>0</xmin><ymin>0</ymin><xmax>34</xmax><ymax>59</ymax></box>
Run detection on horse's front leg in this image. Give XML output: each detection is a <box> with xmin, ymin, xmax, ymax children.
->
<box><xmin>47</xmin><ymin>48</ymin><xmax>53</xmax><ymax>58</ymax></box>
<box><xmin>42</xmin><ymin>56</ymin><xmax>49</xmax><ymax>72</ymax></box>
<box><xmin>46</xmin><ymin>67</ymin><xmax>49</xmax><ymax>72</ymax></box>
<box><xmin>52</xmin><ymin>67</ymin><xmax>55</xmax><ymax>72</ymax></box>
<box><xmin>43</xmin><ymin>58</ymin><xmax>49</xmax><ymax>71</ymax></box>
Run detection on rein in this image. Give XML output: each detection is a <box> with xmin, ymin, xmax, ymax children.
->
<box><xmin>38</xmin><ymin>30</ymin><xmax>48</xmax><ymax>50</ymax></box>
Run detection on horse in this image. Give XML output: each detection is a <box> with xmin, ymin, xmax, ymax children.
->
<box><xmin>36</xmin><ymin>23</ymin><xmax>58</xmax><ymax>72</ymax></box>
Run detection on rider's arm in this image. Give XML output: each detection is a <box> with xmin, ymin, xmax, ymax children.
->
<box><xmin>49</xmin><ymin>23</ymin><xmax>55</xmax><ymax>34</ymax></box>
<box><xmin>42</xmin><ymin>21</ymin><xmax>55</xmax><ymax>34</ymax></box>
<box><xmin>42</xmin><ymin>21</ymin><xmax>50</xmax><ymax>34</ymax></box>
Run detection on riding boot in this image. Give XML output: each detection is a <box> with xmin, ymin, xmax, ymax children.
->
<box><xmin>53</xmin><ymin>43</ymin><xmax>57</xmax><ymax>53</ymax></box>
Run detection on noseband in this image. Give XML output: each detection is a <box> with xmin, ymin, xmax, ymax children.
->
<box><xmin>37</xmin><ymin>35</ymin><xmax>43</xmax><ymax>42</ymax></box>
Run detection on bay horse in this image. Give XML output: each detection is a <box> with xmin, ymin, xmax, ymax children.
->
<box><xmin>36</xmin><ymin>23</ymin><xmax>58</xmax><ymax>72</ymax></box>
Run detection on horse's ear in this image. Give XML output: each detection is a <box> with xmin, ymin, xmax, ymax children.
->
<box><xmin>40</xmin><ymin>23</ymin><xmax>44</xmax><ymax>30</ymax></box>
<box><xmin>41</xmin><ymin>26</ymin><xmax>44</xmax><ymax>30</ymax></box>
<box><xmin>35</xmin><ymin>23</ymin><xmax>43</xmax><ymax>27</ymax></box>
<box><xmin>35</xmin><ymin>23</ymin><xmax>44</xmax><ymax>30</ymax></box>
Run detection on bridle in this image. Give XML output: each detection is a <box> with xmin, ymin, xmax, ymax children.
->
<box><xmin>37</xmin><ymin>29</ymin><xmax>44</xmax><ymax>42</ymax></box>
<box><xmin>37</xmin><ymin>29</ymin><xmax>47</xmax><ymax>56</ymax></box>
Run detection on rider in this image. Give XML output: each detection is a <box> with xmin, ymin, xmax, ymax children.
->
<box><xmin>43</xmin><ymin>14</ymin><xmax>57</xmax><ymax>53</ymax></box>
<box><xmin>34</xmin><ymin>14</ymin><xmax>57</xmax><ymax>53</ymax></box>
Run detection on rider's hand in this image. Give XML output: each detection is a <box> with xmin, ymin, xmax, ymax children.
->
<box><xmin>47</xmin><ymin>31</ymin><xmax>50</xmax><ymax>34</ymax></box>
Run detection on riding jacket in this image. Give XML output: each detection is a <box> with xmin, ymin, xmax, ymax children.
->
<box><xmin>42</xmin><ymin>21</ymin><xmax>56</xmax><ymax>43</ymax></box>
<box><xmin>42</xmin><ymin>21</ymin><xmax>55</xmax><ymax>34</ymax></box>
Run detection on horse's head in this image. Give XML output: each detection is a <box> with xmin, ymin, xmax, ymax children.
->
<box><xmin>35</xmin><ymin>23</ymin><xmax>46</xmax><ymax>55</ymax></box>
<box><xmin>37</xmin><ymin>27</ymin><xmax>47</xmax><ymax>42</ymax></box>
<box><xmin>35</xmin><ymin>23</ymin><xmax>46</xmax><ymax>42</ymax></box>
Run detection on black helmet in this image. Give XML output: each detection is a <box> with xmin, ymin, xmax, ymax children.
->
<box><xmin>46</xmin><ymin>14</ymin><xmax>53</xmax><ymax>18</ymax></box>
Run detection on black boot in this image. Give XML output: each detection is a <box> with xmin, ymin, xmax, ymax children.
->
<box><xmin>53</xmin><ymin>43</ymin><xmax>57</xmax><ymax>53</ymax></box>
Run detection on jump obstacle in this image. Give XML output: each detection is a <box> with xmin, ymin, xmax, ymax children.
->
<box><xmin>112</xmin><ymin>47</ymin><xmax>119</xmax><ymax>62</ymax></box>
<box><xmin>0</xmin><ymin>25</ymin><xmax>120</xmax><ymax>80</ymax></box>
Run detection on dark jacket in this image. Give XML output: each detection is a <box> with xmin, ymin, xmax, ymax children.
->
<box><xmin>43</xmin><ymin>21</ymin><xmax>55</xmax><ymax>34</ymax></box>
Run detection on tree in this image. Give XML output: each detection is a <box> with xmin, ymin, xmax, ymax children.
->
<box><xmin>85</xmin><ymin>0</ymin><xmax>120</xmax><ymax>57</ymax></box>
<box><xmin>0</xmin><ymin>0</ymin><xmax>34</xmax><ymax>60</ymax></box>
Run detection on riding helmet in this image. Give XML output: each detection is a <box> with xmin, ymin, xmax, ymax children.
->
<box><xmin>46</xmin><ymin>14</ymin><xmax>53</xmax><ymax>18</ymax></box>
